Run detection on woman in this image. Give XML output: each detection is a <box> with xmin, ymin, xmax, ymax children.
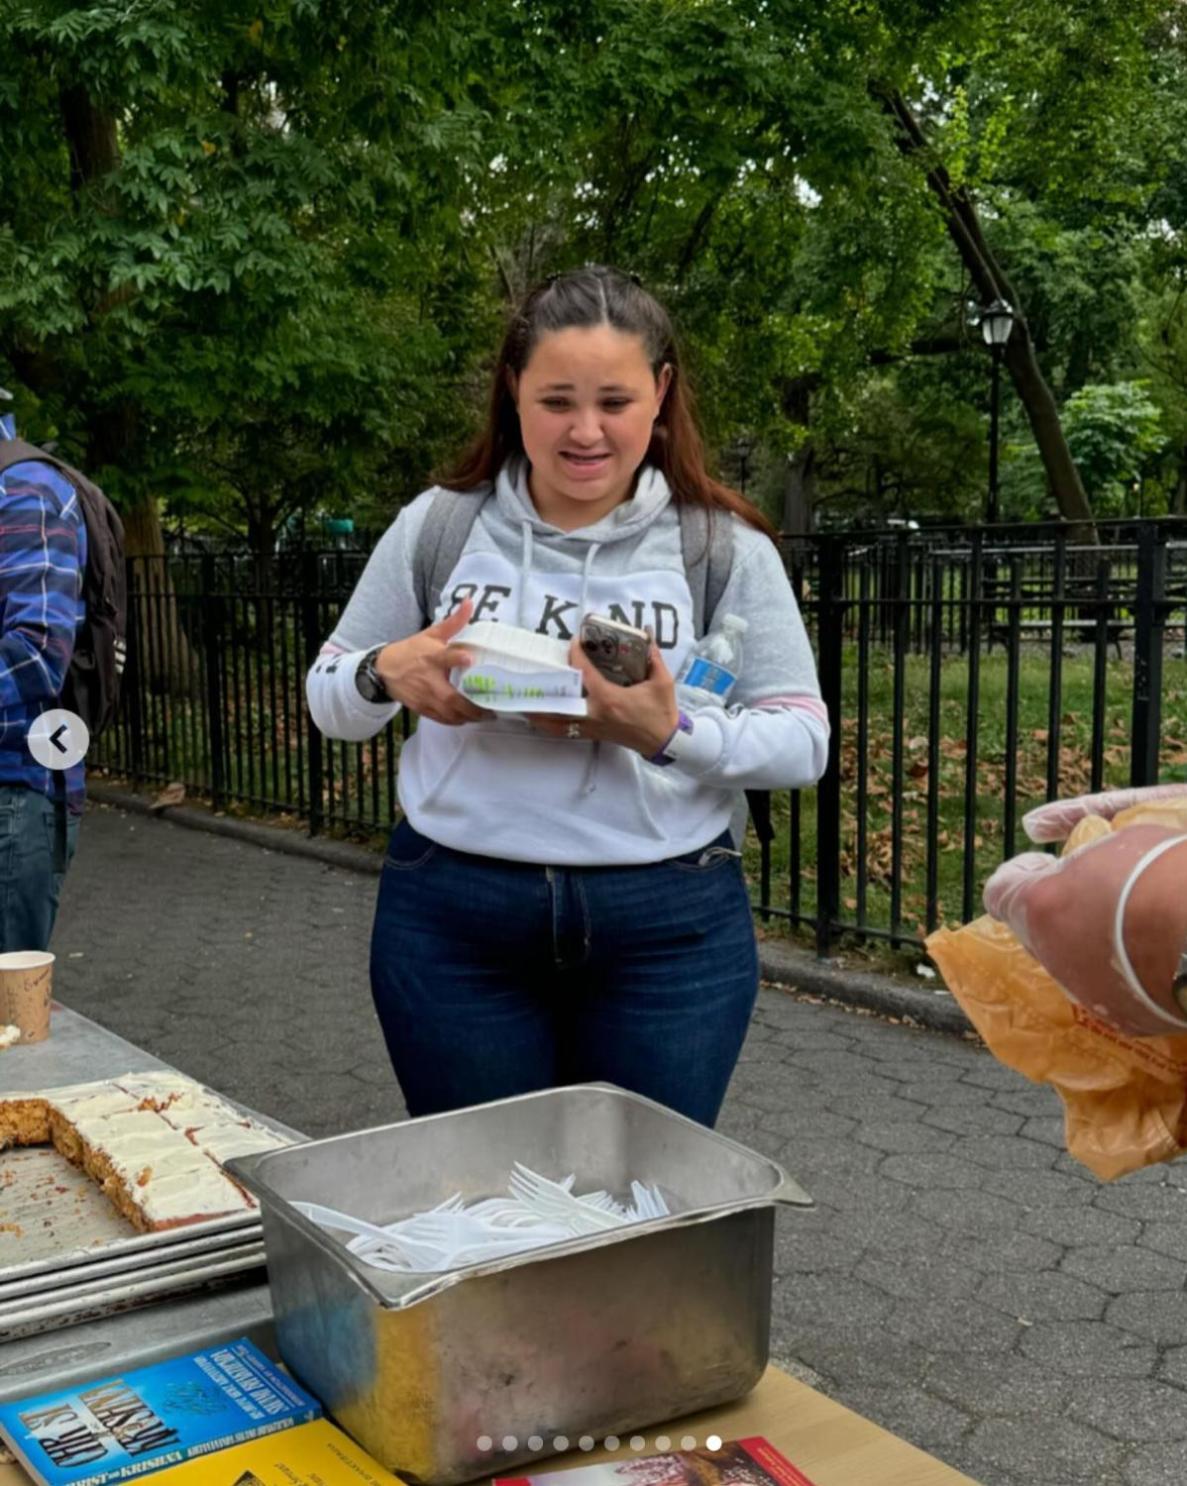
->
<box><xmin>305</xmin><ymin>266</ymin><xmax>829</xmax><ymax>1125</ymax></box>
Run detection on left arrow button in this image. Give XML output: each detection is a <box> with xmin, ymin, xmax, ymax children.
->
<box><xmin>27</xmin><ymin>709</ymin><xmax>90</xmax><ymax>770</ymax></box>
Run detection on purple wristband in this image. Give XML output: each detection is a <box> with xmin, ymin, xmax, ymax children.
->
<box><xmin>649</xmin><ymin>710</ymin><xmax>693</xmax><ymax>767</ymax></box>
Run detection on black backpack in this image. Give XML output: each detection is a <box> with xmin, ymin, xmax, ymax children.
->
<box><xmin>0</xmin><ymin>437</ymin><xmax>128</xmax><ymax>738</ymax></box>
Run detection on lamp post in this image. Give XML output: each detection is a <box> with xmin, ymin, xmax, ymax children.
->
<box><xmin>977</xmin><ymin>298</ymin><xmax>1016</xmax><ymax>525</ymax></box>
<box><xmin>735</xmin><ymin>433</ymin><xmax>753</xmax><ymax>496</ymax></box>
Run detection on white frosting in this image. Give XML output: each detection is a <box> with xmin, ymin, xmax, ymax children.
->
<box><xmin>2</xmin><ymin>1071</ymin><xmax>289</xmax><ymax>1226</ymax></box>
<box><xmin>0</xmin><ymin>1025</ymin><xmax>21</xmax><ymax>1049</ymax></box>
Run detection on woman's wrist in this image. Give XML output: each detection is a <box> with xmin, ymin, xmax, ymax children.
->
<box><xmin>374</xmin><ymin>640</ymin><xmax>408</xmax><ymax>701</ymax></box>
<box><xmin>647</xmin><ymin>709</ymin><xmax>691</xmax><ymax>765</ymax></box>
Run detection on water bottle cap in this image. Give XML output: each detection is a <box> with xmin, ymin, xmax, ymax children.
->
<box><xmin>722</xmin><ymin>614</ymin><xmax>748</xmax><ymax>634</ymax></box>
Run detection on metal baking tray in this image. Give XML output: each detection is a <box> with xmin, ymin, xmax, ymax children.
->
<box><xmin>229</xmin><ymin>1082</ymin><xmax>813</xmax><ymax>1486</ymax></box>
<box><xmin>0</xmin><ymin>1246</ymin><xmax>266</xmax><ymax>1343</ymax></box>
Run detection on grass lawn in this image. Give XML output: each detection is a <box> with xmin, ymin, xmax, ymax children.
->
<box><xmin>744</xmin><ymin>644</ymin><xmax>1187</xmax><ymax>956</ymax></box>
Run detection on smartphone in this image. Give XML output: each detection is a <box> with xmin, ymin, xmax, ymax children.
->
<box><xmin>579</xmin><ymin>613</ymin><xmax>651</xmax><ymax>686</ymax></box>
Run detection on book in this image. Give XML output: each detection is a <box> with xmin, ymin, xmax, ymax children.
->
<box><xmin>0</xmin><ymin>1340</ymin><xmax>321</xmax><ymax>1486</ymax></box>
<box><xmin>136</xmin><ymin>1420</ymin><xmax>404</xmax><ymax>1486</ymax></box>
<box><xmin>495</xmin><ymin>1436</ymin><xmax>818</xmax><ymax>1486</ymax></box>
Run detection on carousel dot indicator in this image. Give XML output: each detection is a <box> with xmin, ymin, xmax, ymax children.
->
<box><xmin>476</xmin><ymin>1437</ymin><xmax>493</xmax><ymax>1452</ymax></box>
<box><xmin>553</xmin><ymin>1437</ymin><xmax>569</xmax><ymax>1452</ymax></box>
<box><xmin>605</xmin><ymin>1437</ymin><xmax>621</xmax><ymax>1451</ymax></box>
<box><xmin>706</xmin><ymin>1436</ymin><xmax>723</xmax><ymax>1451</ymax></box>
<box><xmin>578</xmin><ymin>1437</ymin><xmax>595</xmax><ymax>1452</ymax></box>
<box><xmin>630</xmin><ymin>1437</ymin><xmax>647</xmax><ymax>1451</ymax></box>
<box><xmin>681</xmin><ymin>1437</ymin><xmax>697</xmax><ymax>1450</ymax></box>
<box><xmin>655</xmin><ymin>1437</ymin><xmax>671</xmax><ymax>1452</ymax></box>
<box><xmin>528</xmin><ymin>1437</ymin><xmax>544</xmax><ymax>1452</ymax></box>
<box><xmin>502</xmin><ymin>1437</ymin><xmax>518</xmax><ymax>1452</ymax></box>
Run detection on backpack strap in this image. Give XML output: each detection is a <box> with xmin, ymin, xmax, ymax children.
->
<box><xmin>412</xmin><ymin>487</ymin><xmax>490</xmax><ymax>626</ymax></box>
<box><xmin>678</xmin><ymin>501</ymin><xmax>733</xmax><ymax>637</ymax></box>
<box><xmin>0</xmin><ymin>436</ymin><xmax>59</xmax><ymax>478</ymax></box>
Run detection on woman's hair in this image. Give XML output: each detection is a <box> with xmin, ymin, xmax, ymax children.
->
<box><xmin>437</xmin><ymin>264</ymin><xmax>777</xmax><ymax>539</ymax></box>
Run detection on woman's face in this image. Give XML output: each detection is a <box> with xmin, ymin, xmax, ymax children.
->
<box><xmin>512</xmin><ymin>324</ymin><xmax>671</xmax><ymax>530</ymax></box>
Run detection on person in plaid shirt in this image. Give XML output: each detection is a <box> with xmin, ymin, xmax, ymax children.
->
<box><xmin>0</xmin><ymin>409</ymin><xmax>87</xmax><ymax>950</ymax></box>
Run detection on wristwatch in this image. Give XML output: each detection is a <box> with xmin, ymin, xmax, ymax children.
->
<box><xmin>649</xmin><ymin>710</ymin><xmax>694</xmax><ymax>767</ymax></box>
<box><xmin>354</xmin><ymin>646</ymin><xmax>390</xmax><ymax>704</ymax></box>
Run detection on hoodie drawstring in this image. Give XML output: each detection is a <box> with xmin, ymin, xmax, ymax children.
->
<box><xmin>517</xmin><ymin>521</ymin><xmax>534</xmax><ymax>627</ymax></box>
<box><xmin>578</xmin><ymin>542</ymin><xmax>603</xmax><ymax>795</ymax></box>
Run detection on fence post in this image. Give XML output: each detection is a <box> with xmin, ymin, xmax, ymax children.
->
<box><xmin>201</xmin><ymin>555</ymin><xmax>226</xmax><ymax>812</ymax></box>
<box><xmin>815</xmin><ymin>535</ymin><xmax>845</xmax><ymax>959</ymax></box>
<box><xmin>300</xmin><ymin>551</ymin><xmax>325</xmax><ymax>837</ymax></box>
<box><xmin>1130</xmin><ymin>524</ymin><xmax>1167</xmax><ymax>788</ymax></box>
<box><xmin>122</xmin><ymin>557</ymin><xmax>144</xmax><ymax>789</ymax></box>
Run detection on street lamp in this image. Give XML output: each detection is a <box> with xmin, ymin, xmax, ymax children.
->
<box><xmin>735</xmin><ymin>433</ymin><xmax>753</xmax><ymax>496</ymax></box>
<box><xmin>976</xmin><ymin>298</ymin><xmax>1016</xmax><ymax>525</ymax></box>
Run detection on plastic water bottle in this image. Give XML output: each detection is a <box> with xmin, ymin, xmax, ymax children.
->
<box><xmin>676</xmin><ymin>614</ymin><xmax>748</xmax><ymax>708</ymax></box>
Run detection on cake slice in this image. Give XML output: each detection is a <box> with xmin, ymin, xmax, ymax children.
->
<box><xmin>0</xmin><ymin>1073</ymin><xmax>290</xmax><ymax>1233</ymax></box>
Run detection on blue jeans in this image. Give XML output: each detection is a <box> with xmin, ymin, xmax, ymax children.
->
<box><xmin>0</xmin><ymin>786</ymin><xmax>80</xmax><ymax>953</ymax></box>
<box><xmin>370</xmin><ymin>820</ymin><xmax>760</xmax><ymax>1127</ymax></box>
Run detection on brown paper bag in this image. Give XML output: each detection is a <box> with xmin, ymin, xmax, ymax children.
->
<box><xmin>927</xmin><ymin>915</ymin><xmax>1187</xmax><ymax>1180</ymax></box>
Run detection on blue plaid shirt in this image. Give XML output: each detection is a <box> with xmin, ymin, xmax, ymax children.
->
<box><xmin>0</xmin><ymin>414</ymin><xmax>87</xmax><ymax>812</ymax></box>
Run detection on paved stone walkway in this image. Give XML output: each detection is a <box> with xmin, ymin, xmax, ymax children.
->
<box><xmin>50</xmin><ymin>802</ymin><xmax>1187</xmax><ymax>1486</ymax></box>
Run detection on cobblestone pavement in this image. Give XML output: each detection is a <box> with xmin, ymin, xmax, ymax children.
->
<box><xmin>50</xmin><ymin>802</ymin><xmax>1187</xmax><ymax>1486</ymax></box>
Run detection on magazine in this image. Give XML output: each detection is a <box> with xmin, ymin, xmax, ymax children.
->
<box><xmin>495</xmin><ymin>1435</ymin><xmax>818</xmax><ymax>1486</ymax></box>
<box><xmin>0</xmin><ymin>1340</ymin><xmax>320</xmax><ymax>1486</ymax></box>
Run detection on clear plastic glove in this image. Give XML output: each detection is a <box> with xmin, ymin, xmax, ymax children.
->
<box><xmin>985</xmin><ymin>788</ymin><xmax>1187</xmax><ymax>1036</ymax></box>
<box><xmin>1022</xmin><ymin>782</ymin><xmax>1187</xmax><ymax>843</ymax></box>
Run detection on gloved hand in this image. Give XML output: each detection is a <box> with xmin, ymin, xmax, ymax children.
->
<box><xmin>984</xmin><ymin>785</ymin><xmax>1187</xmax><ymax>1036</ymax></box>
<box><xmin>1022</xmin><ymin>782</ymin><xmax>1187</xmax><ymax>843</ymax></box>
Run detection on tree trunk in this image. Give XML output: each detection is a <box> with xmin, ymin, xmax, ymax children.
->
<box><xmin>1174</xmin><ymin>447</ymin><xmax>1187</xmax><ymax>516</ymax></box>
<box><xmin>874</xmin><ymin>85</ymin><xmax>1096</xmax><ymax>540</ymax></box>
<box><xmin>781</xmin><ymin>380</ymin><xmax>817</xmax><ymax>535</ymax></box>
<box><xmin>121</xmin><ymin>496</ymin><xmax>197</xmax><ymax>699</ymax></box>
<box><xmin>782</xmin><ymin>445</ymin><xmax>817</xmax><ymax>536</ymax></box>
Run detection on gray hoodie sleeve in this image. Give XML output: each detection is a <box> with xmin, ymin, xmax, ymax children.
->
<box><xmin>304</xmin><ymin>494</ymin><xmax>435</xmax><ymax>741</ymax></box>
<box><xmin>660</xmin><ymin>527</ymin><xmax>829</xmax><ymax>790</ymax></box>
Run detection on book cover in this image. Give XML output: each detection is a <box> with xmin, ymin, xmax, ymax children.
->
<box><xmin>0</xmin><ymin>1340</ymin><xmax>321</xmax><ymax>1486</ymax></box>
<box><xmin>140</xmin><ymin>1420</ymin><xmax>405</xmax><ymax>1486</ymax></box>
<box><xmin>496</xmin><ymin>1436</ymin><xmax>818</xmax><ymax>1486</ymax></box>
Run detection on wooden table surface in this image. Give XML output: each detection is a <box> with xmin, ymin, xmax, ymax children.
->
<box><xmin>499</xmin><ymin>1365</ymin><xmax>983</xmax><ymax>1486</ymax></box>
<box><xmin>0</xmin><ymin>1367</ymin><xmax>983</xmax><ymax>1486</ymax></box>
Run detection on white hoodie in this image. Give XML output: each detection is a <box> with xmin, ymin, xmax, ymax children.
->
<box><xmin>305</xmin><ymin>463</ymin><xmax>828</xmax><ymax>865</ymax></box>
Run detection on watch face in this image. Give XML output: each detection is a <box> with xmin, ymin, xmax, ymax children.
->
<box><xmin>355</xmin><ymin>649</ymin><xmax>388</xmax><ymax>703</ymax></box>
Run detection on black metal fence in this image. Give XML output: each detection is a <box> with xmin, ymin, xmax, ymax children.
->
<box><xmin>93</xmin><ymin>520</ymin><xmax>1187</xmax><ymax>955</ymax></box>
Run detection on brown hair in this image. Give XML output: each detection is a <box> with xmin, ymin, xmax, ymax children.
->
<box><xmin>437</xmin><ymin>265</ymin><xmax>776</xmax><ymax>540</ymax></box>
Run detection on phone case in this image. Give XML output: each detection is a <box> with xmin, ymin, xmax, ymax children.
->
<box><xmin>580</xmin><ymin>615</ymin><xmax>650</xmax><ymax>687</ymax></box>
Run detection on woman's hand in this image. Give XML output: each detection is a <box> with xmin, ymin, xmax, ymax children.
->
<box><xmin>374</xmin><ymin>599</ymin><xmax>487</xmax><ymax>726</ymax></box>
<box><xmin>530</xmin><ymin>639</ymin><xmax>680</xmax><ymax>757</ymax></box>
<box><xmin>984</xmin><ymin>786</ymin><xmax>1187</xmax><ymax>1035</ymax></box>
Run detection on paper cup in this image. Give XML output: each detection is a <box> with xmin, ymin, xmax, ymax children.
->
<box><xmin>0</xmin><ymin>951</ymin><xmax>55</xmax><ymax>1044</ymax></box>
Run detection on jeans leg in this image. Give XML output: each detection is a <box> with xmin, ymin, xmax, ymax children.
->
<box><xmin>369</xmin><ymin>821</ymin><xmax>560</xmax><ymax>1118</ymax></box>
<box><xmin>561</xmin><ymin>840</ymin><xmax>760</xmax><ymax>1127</ymax></box>
<box><xmin>0</xmin><ymin>788</ymin><xmax>72</xmax><ymax>953</ymax></box>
